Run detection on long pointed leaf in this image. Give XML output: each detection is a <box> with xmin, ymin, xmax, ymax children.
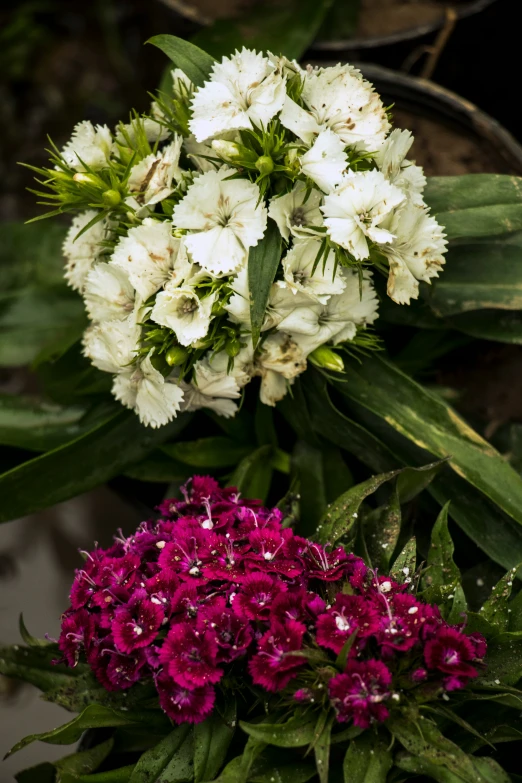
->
<box><xmin>147</xmin><ymin>35</ymin><xmax>215</xmax><ymax>87</ymax></box>
<box><xmin>248</xmin><ymin>219</ymin><xmax>281</xmax><ymax>349</ymax></box>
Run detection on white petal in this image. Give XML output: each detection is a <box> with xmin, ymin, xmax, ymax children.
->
<box><xmin>193</xmin><ymin>358</ymin><xmax>241</xmax><ymax>399</ymax></box>
<box><xmin>268</xmin><ymin>182</ymin><xmax>323</xmax><ymax>242</ymax></box>
<box><xmin>300</xmin><ymin>130</ymin><xmax>347</xmax><ymax>194</ymax></box>
<box><xmin>83</xmin><ymin>313</ymin><xmax>140</xmax><ymax>374</ymax></box>
<box><xmin>259</xmin><ymin>369</ymin><xmax>289</xmax><ymax>407</ymax></box>
<box><xmin>279</xmin><ymin>95</ymin><xmax>320</xmax><ymax>144</ymax></box>
<box><xmin>281</xmin><ymin>238</ymin><xmax>345</xmax><ymax>303</ymax></box>
<box><xmin>62</xmin><ymin>211</ymin><xmax>107</xmax><ymax>291</ymax></box>
<box><xmin>83</xmin><ymin>263</ymin><xmax>135</xmax><ymax>322</ymax></box>
<box><xmin>61</xmin><ymin>121</ymin><xmax>112</xmax><ymax>171</ymax></box>
<box><xmin>151</xmin><ymin>286</ymin><xmax>216</xmax><ymax>346</ymax></box>
<box><xmin>111</xmin><ymin>220</ymin><xmax>177</xmax><ymax>300</ymax></box>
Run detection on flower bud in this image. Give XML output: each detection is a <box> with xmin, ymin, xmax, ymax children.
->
<box><xmin>73</xmin><ymin>172</ymin><xmax>102</xmax><ymax>188</ymax></box>
<box><xmin>255</xmin><ymin>155</ymin><xmax>274</xmax><ymax>176</ymax></box>
<box><xmin>102</xmin><ymin>189</ymin><xmax>121</xmax><ymax>207</ymax></box>
<box><xmin>309</xmin><ymin>346</ymin><xmax>345</xmax><ymax>373</ymax></box>
<box><xmin>211</xmin><ymin>140</ymin><xmax>242</xmax><ymax>162</ymax></box>
<box><xmin>165</xmin><ymin>345</ymin><xmax>189</xmax><ymax>367</ymax></box>
<box><xmin>225</xmin><ymin>338</ymin><xmax>241</xmax><ymax>358</ymax></box>
<box><xmin>150</xmin><ymin>353</ymin><xmax>169</xmax><ymax>373</ymax></box>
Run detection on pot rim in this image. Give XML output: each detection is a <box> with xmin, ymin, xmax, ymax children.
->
<box><xmin>155</xmin><ymin>0</ymin><xmax>498</xmax><ymax>51</ymax></box>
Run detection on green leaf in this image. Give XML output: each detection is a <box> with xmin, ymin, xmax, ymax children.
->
<box><xmin>480</xmin><ymin>565</ymin><xmax>519</xmax><ymax>631</ymax></box>
<box><xmin>389</xmin><ymin>715</ymin><xmax>501</xmax><ymax>783</ymax></box>
<box><xmin>191</xmin><ymin>0</ymin><xmax>335</xmax><ymax>61</ymax></box>
<box><xmin>425</xmin><ymin>175</ymin><xmax>522</xmax><ymax>238</ymax></box>
<box><xmin>6</xmin><ymin>705</ymin><xmax>169</xmax><ymax>757</ymax></box>
<box><xmin>448</xmin><ymin>309</ymin><xmax>522</xmax><ymax>343</ymax></box>
<box><xmin>427</xmin><ymin>237</ymin><xmax>522</xmax><ymax>317</ymax></box>
<box><xmin>123</xmin><ymin>450</ymin><xmax>190</xmax><ymax>483</ymax></box>
<box><xmin>363</xmin><ymin>485</ymin><xmax>401</xmax><ymax>573</ymax></box>
<box><xmin>0</xmin><ymin>411</ymin><xmax>190</xmax><ymax>524</ymax></box>
<box><xmin>0</xmin><ymin>395</ymin><xmax>114</xmax><ymax>452</ymax></box>
<box><xmin>421</xmin><ymin>503</ymin><xmax>467</xmax><ymax>623</ymax></box>
<box><xmin>390</xmin><ymin>537</ymin><xmax>416</xmax><ymax>583</ymax></box>
<box><xmin>0</xmin><ymin>286</ymin><xmax>86</xmax><ymax>367</ymax></box>
<box><xmin>342</xmin><ymin>733</ymin><xmax>392</xmax><ymax>783</ymax></box>
<box><xmin>146</xmin><ymin>35</ymin><xmax>215</xmax><ymax>87</ymax></box>
<box><xmin>15</xmin><ymin>763</ymin><xmax>56</xmax><ymax>783</ymax></box>
<box><xmin>317</xmin><ymin>461</ymin><xmax>443</xmax><ymax>546</ymax></box>
<box><xmin>335</xmin><ymin>355</ymin><xmax>522</xmax><ymax>532</ymax></box>
<box><xmin>163</xmin><ymin>437</ymin><xmax>252</xmax><ymax>468</ymax></box>
<box><xmin>248</xmin><ymin>758</ymin><xmax>316</xmax><ymax>783</ymax></box>
<box><xmin>292</xmin><ymin>441</ymin><xmax>327</xmax><ymax>538</ymax></box>
<box><xmin>129</xmin><ymin>725</ymin><xmax>191</xmax><ymax>783</ymax></box>
<box><xmin>313</xmin><ymin>714</ymin><xmax>333</xmax><ymax>783</ymax></box>
<box><xmin>0</xmin><ymin>643</ymin><xmax>83</xmax><ymax>694</ymax></box>
<box><xmin>19</xmin><ymin>614</ymin><xmax>52</xmax><ymax>647</ymax></box>
<box><xmin>239</xmin><ymin>713</ymin><xmax>317</xmax><ymax>748</ymax></box>
<box><xmin>194</xmin><ymin>699</ymin><xmax>236</xmax><ymax>783</ymax></box>
<box><xmin>397</xmin><ymin>459</ymin><xmax>447</xmax><ymax>503</ymax></box>
<box><xmin>209</xmin><ymin>738</ymin><xmax>266</xmax><ymax>783</ymax></box>
<box><xmin>395</xmin><ymin>754</ymin><xmax>472</xmax><ymax>783</ymax></box>
<box><xmin>248</xmin><ymin>219</ymin><xmax>281</xmax><ymax>349</ymax></box>
<box><xmin>229</xmin><ymin>444</ymin><xmax>273</xmax><ymax>502</ymax></box>
<box><xmin>55</xmin><ymin>738</ymin><xmax>114</xmax><ymax>777</ymax></box>
<box><xmin>70</xmin><ymin>767</ymin><xmax>136</xmax><ymax>783</ymax></box>
<box><xmin>0</xmin><ymin>221</ymin><xmax>67</xmax><ymax>293</ymax></box>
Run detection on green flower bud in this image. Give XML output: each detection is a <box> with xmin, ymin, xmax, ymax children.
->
<box><xmin>211</xmin><ymin>140</ymin><xmax>242</xmax><ymax>161</ymax></box>
<box><xmin>72</xmin><ymin>172</ymin><xmax>102</xmax><ymax>188</ymax></box>
<box><xmin>165</xmin><ymin>345</ymin><xmax>189</xmax><ymax>367</ymax></box>
<box><xmin>309</xmin><ymin>346</ymin><xmax>345</xmax><ymax>373</ymax></box>
<box><xmin>255</xmin><ymin>155</ymin><xmax>274</xmax><ymax>176</ymax></box>
<box><xmin>102</xmin><ymin>189</ymin><xmax>121</xmax><ymax>207</ymax></box>
<box><xmin>225</xmin><ymin>338</ymin><xmax>241</xmax><ymax>358</ymax></box>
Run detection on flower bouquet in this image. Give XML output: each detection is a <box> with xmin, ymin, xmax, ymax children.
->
<box><xmin>25</xmin><ymin>39</ymin><xmax>448</xmax><ymax>427</ymax></box>
<box><xmin>3</xmin><ymin>473</ymin><xmax>522</xmax><ymax>781</ymax></box>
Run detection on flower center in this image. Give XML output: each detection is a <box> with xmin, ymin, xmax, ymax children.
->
<box><xmin>291</xmin><ymin>207</ymin><xmax>306</xmax><ymax>227</ymax></box>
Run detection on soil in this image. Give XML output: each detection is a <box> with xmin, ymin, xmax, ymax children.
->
<box><xmin>165</xmin><ymin>0</ymin><xmax>472</xmax><ymax>37</ymax></box>
<box><xmin>392</xmin><ymin>108</ymin><xmax>511</xmax><ymax>175</ymax></box>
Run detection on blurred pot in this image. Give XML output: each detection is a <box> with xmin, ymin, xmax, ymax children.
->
<box><xmin>155</xmin><ymin>0</ymin><xmax>498</xmax><ymax>51</ymax></box>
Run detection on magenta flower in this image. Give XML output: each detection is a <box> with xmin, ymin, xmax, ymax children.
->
<box><xmin>245</xmin><ymin>528</ymin><xmax>303</xmax><ymax>577</ymax></box>
<box><xmin>248</xmin><ymin>620</ymin><xmax>307</xmax><ymax>692</ymax></box>
<box><xmin>197</xmin><ymin>603</ymin><xmax>253</xmax><ymax>662</ymax></box>
<box><xmin>374</xmin><ymin>593</ymin><xmax>427</xmax><ymax>652</ymax></box>
<box><xmin>329</xmin><ymin>660</ymin><xmax>392</xmax><ymax>728</ymax></box>
<box><xmin>113</xmin><ymin>589</ymin><xmax>164</xmax><ymax>654</ymax></box>
<box><xmin>159</xmin><ymin>623</ymin><xmax>223</xmax><ymax>688</ymax></box>
<box><xmin>201</xmin><ymin>532</ymin><xmax>246</xmax><ymax>581</ymax></box>
<box><xmin>233</xmin><ymin>572</ymin><xmax>287</xmax><ymax>621</ymax></box>
<box><xmin>305</xmin><ymin>544</ymin><xmax>360</xmax><ymax>582</ymax></box>
<box><xmin>157</xmin><ymin>528</ymin><xmax>211</xmax><ymax>582</ymax></box>
<box><xmin>58</xmin><ymin>609</ymin><xmax>96</xmax><ymax>666</ymax></box>
<box><xmin>156</xmin><ymin>672</ymin><xmax>215</xmax><ymax>724</ymax></box>
<box><xmin>424</xmin><ymin>627</ymin><xmax>478</xmax><ymax>680</ymax></box>
<box><xmin>316</xmin><ymin>594</ymin><xmax>379</xmax><ymax>654</ymax></box>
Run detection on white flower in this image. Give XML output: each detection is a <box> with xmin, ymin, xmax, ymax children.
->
<box><xmin>322</xmin><ymin>171</ymin><xmax>405</xmax><ymax>260</ymax></box>
<box><xmin>374</xmin><ymin>129</ymin><xmax>426</xmax><ymax>204</ymax></box>
<box><xmin>254</xmin><ymin>333</ymin><xmax>307</xmax><ymax>407</ymax></box>
<box><xmin>112</xmin><ymin>354</ymin><xmax>184</xmax><ymax>428</ymax></box>
<box><xmin>150</xmin><ymin>285</ymin><xmax>217</xmax><ymax>347</ymax></box>
<box><xmin>382</xmin><ymin>201</ymin><xmax>447</xmax><ymax>305</ymax></box>
<box><xmin>280</xmin><ymin>239</ymin><xmax>346</xmax><ymax>303</ymax></box>
<box><xmin>266</xmin><ymin>284</ymin><xmax>315</xmax><ymax>331</ymax></box>
<box><xmin>224</xmin><ymin>266</ymin><xmax>251</xmax><ymax>327</ymax></box>
<box><xmin>60</xmin><ymin>121</ymin><xmax>112</xmax><ymax>171</ymax></box>
<box><xmin>190</xmin><ymin>48</ymin><xmax>286</xmax><ymax>142</ymax></box>
<box><xmin>268</xmin><ymin>182</ymin><xmax>323</xmax><ymax>242</ymax></box>
<box><xmin>128</xmin><ymin>137</ymin><xmax>183</xmax><ymax>206</ymax></box>
<box><xmin>193</xmin><ymin>356</ymin><xmax>242</xmax><ymax>399</ymax></box>
<box><xmin>62</xmin><ymin>210</ymin><xmax>107</xmax><ymax>291</ymax></box>
<box><xmin>184</xmin><ymin>135</ymin><xmax>216</xmax><ymax>173</ymax></box>
<box><xmin>115</xmin><ymin>114</ymin><xmax>170</xmax><ymax>146</ymax></box>
<box><xmin>181</xmin><ymin>383</ymin><xmax>238</xmax><ymax>419</ymax></box>
<box><xmin>83</xmin><ymin>263</ymin><xmax>135</xmax><ymax>322</ymax></box>
<box><xmin>280</xmin><ymin>64</ymin><xmax>390</xmax><ymax>151</ymax></box>
<box><xmin>82</xmin><ymin>312</ymin><xmax>140</xmax><ymax>373</ymax></box>
<box><xmin>300</xmin><ymin>130</ymin><xmax>347</xmax><ymax>194</ymax></box>
<box><xmin>111</xmin><ymin>219</ymin><xmax>178</xmax><ymax>300</ymax></box>
<box><xmin>279</xmin><ymin>269</ymin><xmax>378</xmax><ymax>354</ymax></box>
<box><xmin>172</xmin><ymin>167</ymin><xmax>267</xmax><ymax>276</ymax></box>
<box><xmin>202</xmin><ymin>344</ymin><xmax>254</xmax><ymax>388</ymax></box>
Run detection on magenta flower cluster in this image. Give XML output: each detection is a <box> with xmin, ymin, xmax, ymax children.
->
<box><xmin>58</xmin><ymin>476</ymin><xmax>486</xmax><ymax>728</ymax></box>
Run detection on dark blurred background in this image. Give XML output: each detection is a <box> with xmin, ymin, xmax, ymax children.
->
<box><xmin>0</xmin><ymin>0</ymin><xmax>515</xmax><ymax>778</ymax></box>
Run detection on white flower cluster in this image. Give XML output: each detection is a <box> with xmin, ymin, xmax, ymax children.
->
<box><xmin>59</xmin><ymin>50</ymin><xmax>446</xmax><ymax>428</ymax></box>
